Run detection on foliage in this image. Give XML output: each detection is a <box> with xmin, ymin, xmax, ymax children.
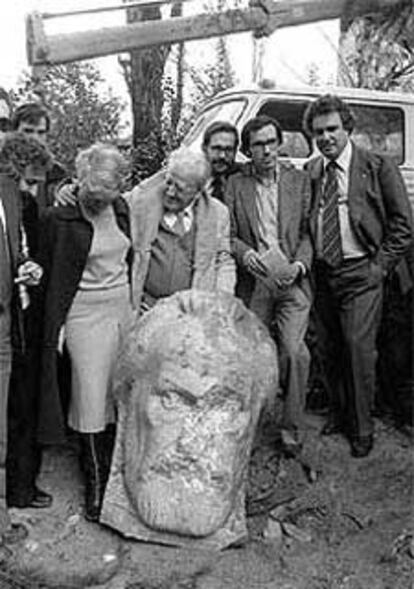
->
<box><xmin>121</xmin><ymin>0</ymin><xmax>237</xmax><ymax>180</ymax></box>
<box><xmin>339</xmin><ymin>4</ymin><xmax>414</xmax><ymax>91</ymax></box>
<box><xmin>13</xmin><ymin>62</ymin><xmax>125</xmax><ymax>174</ymax></box>
<box><xmin>175</xmin><ymin>37</ymin><xmax>236</xmax><ymax>140</ymax></box>
<box><xmin>119</xmin><ymin>0</ymin><xmax>183</xmax><ymax>181</ymax></box>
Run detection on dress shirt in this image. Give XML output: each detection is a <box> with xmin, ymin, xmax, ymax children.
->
<box><xmin>245</xmin><ymin>168</ymin><xmax>306</xmax><ymax>276</ymax></box>
<box><xmin>255</xmin><ymin>174</ymin><xmax>280</xmax><ymax>254</ymax></box>
<box><xmin>319</xmin><ymin>141</ymin><xmax>366</xmax><ymax>260</ymax></box>
<box><xmin>163</xmin><ymin>201</ymin><xmax>195</xmax><ymax>234</ymax></box>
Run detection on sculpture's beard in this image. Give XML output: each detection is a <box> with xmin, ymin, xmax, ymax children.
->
<box><xmin>135</xmin><ymin>471</ymin><xmax>232</xmax><ymax>537</ymax></box>
<box><xmin>130</xmin><ymin>441</ymin><xmax>247</xmax><ymax>537</ymax></box>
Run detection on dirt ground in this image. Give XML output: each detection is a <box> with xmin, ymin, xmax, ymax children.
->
<box><xmin>0</xmin><ymin>411</ymin><xmax>413</xmax><ymax>589</ymax></box>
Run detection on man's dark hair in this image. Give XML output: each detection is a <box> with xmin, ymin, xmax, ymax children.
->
<box><xmin>302</xmin><ymin>94</ymin><xmax>355</xmax><ymax>137</ymax></box>
<box><xmin>0</xmin><ymin>132</ymin><xmax>52</xmax><ymax>178</ymax></box>
<box><xmin>240</xmin><ymin>115</ymin><xmax>283</xmax><ymax>156</ymax></box>
<box><xmin>12</xmin><ymin>102</ymin><xmax>51</xmax><ymax>132</ymax></box>
<box><xmin>202</xmin><ymin>121</ymin><xmax>239</xmax><ymax>152</ymax></box>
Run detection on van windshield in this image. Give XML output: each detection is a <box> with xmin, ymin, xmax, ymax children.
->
<box><xmin>183</xmin><ymin>99</ymin><xmax>247</xmax><ymax>150</ymax></box>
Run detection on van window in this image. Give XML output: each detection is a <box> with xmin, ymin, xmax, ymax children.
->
<box><xmin>184</xmin><ymin>99</ymin><xmax>247</xmax><ymax>150</ymax></box>
<box><xmin>257</xmin><ymin>99</ymin><xmax>312</xmax><ymax>159</ymax></box>
<box><xmin>350</xmin><ymin>104</ymin><xmax>404</xmax><ymax>164</ymax></box>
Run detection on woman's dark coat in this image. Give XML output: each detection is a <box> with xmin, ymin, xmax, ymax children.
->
<box><xmin>36</xmin><ymin>198</ymin><xmax>132</xmax><ymax>445</ymax></box>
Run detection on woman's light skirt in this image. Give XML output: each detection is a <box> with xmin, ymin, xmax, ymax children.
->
<box><xmin>65</xmin><ymin>284</ymin><xmax>132</xmax><ymax>433</ymax></box>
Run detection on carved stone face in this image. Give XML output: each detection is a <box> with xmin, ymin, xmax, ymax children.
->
<box><xmin>124</xmin><ymin>323</ymin><xmax>255</xmax><ymax>537</ymax></box>
<box><xmin>106</xmin><ymin>291</ymin><xmax>278</xmax><ymax>546</ymax></box>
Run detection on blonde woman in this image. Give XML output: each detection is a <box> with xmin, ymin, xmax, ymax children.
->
<box><xmin>37</xmin><ymin>143</ymin><xmax>133</xmax><ymax>521</ymax></box>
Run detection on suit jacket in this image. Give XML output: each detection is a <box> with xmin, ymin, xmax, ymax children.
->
<box><xmin>127</xmin><ymin>171</ymin><xmax>236</xmax><ymax>309</ymax></box>
<box><xmin>224</xmin><ymin>162</ymin><xmax>313</xmax><ymax>305</ymax></box>
<box><xmin>36</xmin><ymin>197</ymin><xmax>132</xmax><ymax>444</ymax></box>
<box><xmin>306</xmin><ymin>143</ymin><xmax>413</xmax><ymax>292</ymax></box>
<box><xmin>0</xmin><ymin>174</ymin><xmax>20</xmax><ymax>275</ymax></box>
<box><xmin>0</xmin><ymin>174</ymin><xmax>25</xmax><ymax>351</ymax></box>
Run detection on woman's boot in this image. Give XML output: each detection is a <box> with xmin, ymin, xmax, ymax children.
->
<box><xmin>79</xmin><ymin>428</ymin><xmax>116</xmax><ymax>522</ymax></box>
<box><xmin>79</xmin><ymin>432</ymin><xmax>105</xmax><ymax>522</ymax></box>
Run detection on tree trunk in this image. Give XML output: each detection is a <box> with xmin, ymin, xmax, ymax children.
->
<box><xmin>125</xmin><ymin>4</ymin><xmax>169</xmax><ymax>149</ymax></box>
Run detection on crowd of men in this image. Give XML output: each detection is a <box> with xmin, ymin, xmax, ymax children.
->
<box><xmin>0</xmin><ymin>88</ymin><xmax>413</xmax><ymax>545</ymax></box>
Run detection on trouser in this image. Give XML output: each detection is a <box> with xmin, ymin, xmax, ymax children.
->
<box><xmin>315</xmin><ymin>257</ymin><xmax>383</xmax><ymax>438</ymax></box>
<box><xmin>249</xmin><ymin>281</ymin><xmax>311</xmax><ymax>437</ymax></box>
<box><xmin>7</xmin><ymin>345</ymin><xmax>42</xmax><ymax>505</ymax></box>
<box><xmin>0</xmin><ymin>309</ymin><xmax>11</xmax><ymax>533</ymax></box>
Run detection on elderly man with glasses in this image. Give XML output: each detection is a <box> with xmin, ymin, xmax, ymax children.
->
<box><xmin>129</xmin><ymin>146</ymin><xmax>236</xmax><ymax>313</ymax></box>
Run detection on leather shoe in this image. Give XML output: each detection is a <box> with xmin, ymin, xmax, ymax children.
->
<box><xmin>320</xmin><ymin>420</ymin><xmax>343</xmax><ymax>436</ymax></box>
<box><xmin>350</xmin><ymin>435</ymin><xmax>373</xmax><ymax>458</ymax></box>
<box><xmin>8</xmin><ymin>488</ymin><xmax>53</xmax><ymax>509</ymax></box>
<box><xmin>1</xmin><ymin>523</ymin><xmax>28</xmax><ymax>545</ymax></box>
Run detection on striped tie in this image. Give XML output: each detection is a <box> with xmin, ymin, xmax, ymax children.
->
<box><xmin>322</xmin><ymin>161</ymin><xmax>342</xmax><ymax>267</ymax></box>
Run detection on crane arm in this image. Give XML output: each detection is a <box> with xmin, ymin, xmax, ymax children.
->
<box><xmin>26</xmin><ymin>0</ymin><xmax>407</xmax><ymax>66</ymax></box>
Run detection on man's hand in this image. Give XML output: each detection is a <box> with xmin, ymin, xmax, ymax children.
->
<box><xmin>55</xmin><ymin>182</ymin><xmax>78</xmax><ymax>206</ymax></box>
<box><xmin>275</xmin><ymin>261</ymin><xmax>303</xmax><ymax>288</ymax></box>
<box><xmin>15</xmin><ymin>260</ymin><xmax>43</xmax><ymax>286</ymax></box>
<box><xmin>243</xmin><ymin>250</ymin><xmax>268</xmax><ymax>277</ymax></box>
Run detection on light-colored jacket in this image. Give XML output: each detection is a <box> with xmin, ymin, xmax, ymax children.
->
<box><xmin>127</xmin><ymin>171</ymin><xmax>236</xmax><ymax>309</ymax></box>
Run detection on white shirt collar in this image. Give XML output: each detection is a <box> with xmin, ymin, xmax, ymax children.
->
<box><xmin>323</xmin><ymin>139</ymin><xmax>352</xmax><ymax>173</ymax></box>
<box><xmin>163</xmin><ymin>199</ymin><xmax>195</xmax><ymax>231</ymax></box>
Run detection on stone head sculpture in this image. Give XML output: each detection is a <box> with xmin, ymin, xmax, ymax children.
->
<box><xmin>101</xmin><ymin>290</ymin><xmax>278</xmax><ymax>548</ymax></box>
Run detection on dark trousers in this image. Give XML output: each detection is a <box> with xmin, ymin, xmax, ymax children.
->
<box><xmin>6</xmin><ymin>345</ymin><xmax>42</xmax><ymax>505</ymax></box>
<box><xmin>0</xmin><ymin>308</ymin><xmax>11</xmax><ymax>532</ymax></box>
<box><xmin>315</xmin><ymin>257</ymin><xmax>383</xmax><ymax>438</ymax></box>
<box><xmin>7</xmin><ymin>306</ymin><xmax>43</xmax><ymax>506</ymax></box>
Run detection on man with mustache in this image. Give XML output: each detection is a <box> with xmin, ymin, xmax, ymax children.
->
<box><xmin>303</xmin><ymin>94</ymin><xmax>413</xmax><ymax>458</ymax></box>
<box><xmin>201</xmin><ymin>121</ymin><xmax>241</xmax><ymax>203</ymax></box>
<box><xmin>225</xmin><ymin>115</ymin><xmax>313</xmax><ymax>455</ymax></box>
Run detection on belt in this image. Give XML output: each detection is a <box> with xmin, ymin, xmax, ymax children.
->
<box><xmin>317</xmin><ymin>254</ymin><xmax>368</xmax><ymax>267</ymax></box>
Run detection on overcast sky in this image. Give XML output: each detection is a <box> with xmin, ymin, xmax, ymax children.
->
<box><xmin>0</xmin><ymin>1</ymin><xmax>339</xmax><ymax>100</ymax></box>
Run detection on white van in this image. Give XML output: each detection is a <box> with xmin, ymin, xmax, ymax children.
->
<box><xmin>183</xmin><ymin>84</ymin><xmax>414</xmax><ymax>209</ymax></box>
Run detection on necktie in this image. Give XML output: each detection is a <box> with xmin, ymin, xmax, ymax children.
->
<box><xmin>322</xmin><ymin>161</ymin><xmax>342</xmax><ymax>267</ymax></box>
<box><xmin>173</xmin><ymin>212</ymin><xmax>186</xmax><ymax>236</ymax></box>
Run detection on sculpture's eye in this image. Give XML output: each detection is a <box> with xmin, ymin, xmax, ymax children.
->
<box><xmin>160</xmin><ymin>391</ymin><xmax>182</xmax><ymax>410</ymax></box>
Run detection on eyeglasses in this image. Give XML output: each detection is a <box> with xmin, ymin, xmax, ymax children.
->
<box><xmin>0</xmin><ymin>118</ymin><xmax>11</xmax><ymax>132</ymax></box>
<box><xmin>165</xmin><ymin>176</ymin><xmax>197</xmax><ymax>196</ymax></box>
<box><xmin>208</xmin><ymin>145</ymin><xmax>236</xmax><ymax>155</ymax></box>
<box><xmin>250</xmin><ymin>137</ymin><xmax>279</xmax><ymax>150</ymax></box>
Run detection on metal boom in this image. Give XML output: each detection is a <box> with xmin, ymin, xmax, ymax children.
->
<box><xmin>26</xmin><ymin>0</ymin><xmax>407</xmax><ymax>66</ymax></box>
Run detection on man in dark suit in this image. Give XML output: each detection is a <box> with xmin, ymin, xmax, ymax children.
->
<box><xmin>303</xmin><ymin>94</ymin><xmax>413</xmax><ymax>458</ymax></box>
<box><xmin>0</xmin><ymin>137</ymin><xmax>45</xmax><ymax>544</ymax></box>
<box><xmin>225</xmin><ymin>115</ymin><xmax>313</xmax><ymax>452</ymax></box>
<box><xmin>0</xmin><ymin>132</ymin><xmax>54</xmax><ymax>510</ymax></box>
